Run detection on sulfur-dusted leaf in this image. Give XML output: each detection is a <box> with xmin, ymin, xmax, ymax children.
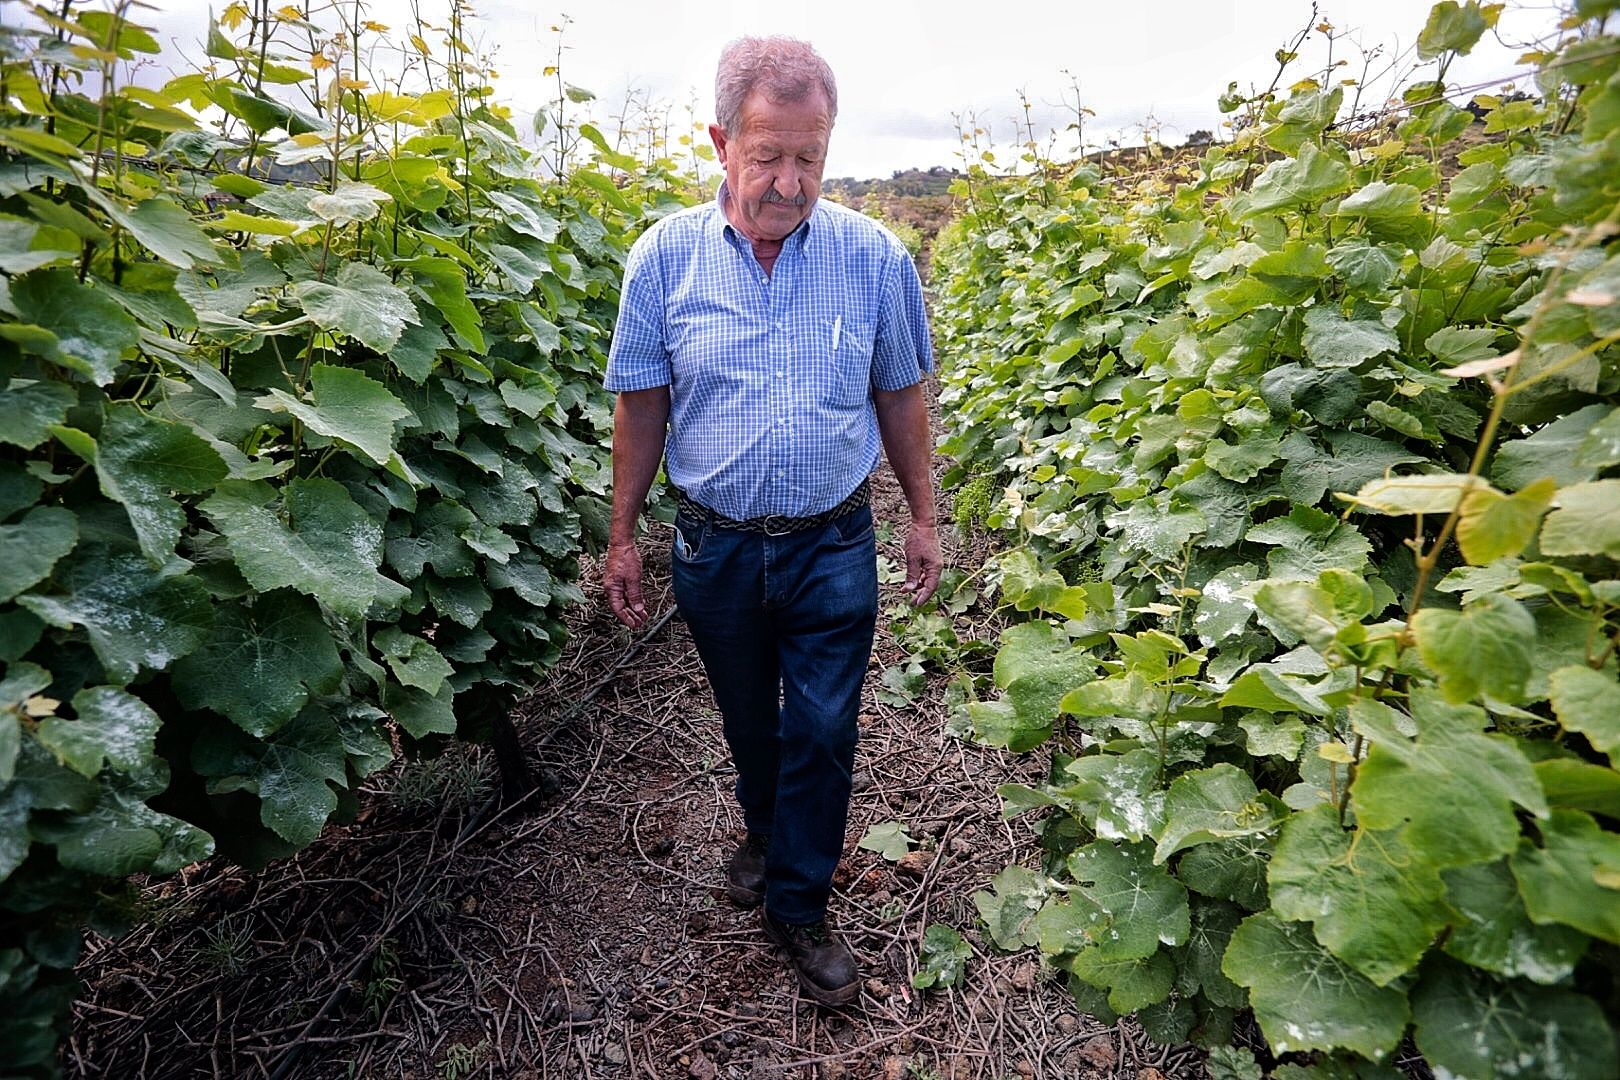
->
<box><xmin>994</xmin><ymin>620</ymin><xmax>1095</xmax><ymax>742</ymax></box>
<box><xmin>1223</xmin><ymin>912</ymin><xmax>1409</xmax><ymax>1059</ymax></box>
<box><xmin>1067</xmin><ymin>841</ymin><xmax>1189</xmax><ymax>957</ymax></box>
<box><xmin>306</xmin><ymin>181</ymin><xmax>390</xmax><ymax>225</ymax></box>
<box><xmin>290</xmin><ymin>263</ymin><xmax>417</xmax><ymax>353</ymax></box>
<box><xmin>1268</xmin><ymin>805</ymin><xmax>1448</xmax><ymax>985</ymax></box>
<box><xmin>1339</xmin><ymin>472</ymin><xmax>1485</xmax><ymax>516</ymax></box>
<box><xmin>1411</xmin><ymin>593</ymin><xmax>1535</xmax><ymax>704</ymax></box>
<box><xmin>1539</xmin><ymin>479</ymin><xmax>1620</xmax><ymax>559</ymax></box>
<box><xmin>1575</xmin><ymin>407</ymin><xmax>1620</xmax><ymax>470</ymax></box>
<box><xmin>0</xmin><ymin>379</ymin><xmax>76</xmax><ymax>449</ymax></box>
<box><xmin>36</xmin><ymin>686</ymin><xmax>160</xmax><ymax>778</ymax></box>
<box><xmin>1194</xmin><ymin>563</ymin><xmax>1258</xmax><ymax>644</ymax></box>
<box><xmin>1058</xmin><ymin>748</ymin><xmax>1166</xmax><ymax>843</ymax></box>
<box><xmin>201</xmin><ymin>478</ymin><xmax>398</xmax><ymax>621</ymax></box>
<box><xmin>1154</xmin><ymin>764</ymin><xmax>1285</xmax><ymax>864</ymax></box>
<box><xmin>1412</xmin><ymin>956</ymin><xmax>1617</xmax><ymax>1080</ymax></box>
<box><xmin>1334</xmin><ymin>181</ymin><xmax>1424</xmax><ymax>221</ymax></box>
<box><xmin>1510</xmin><ymin>809</ymin><xmax>1620</xmax><ymax>944</ymax></box>
<box><xmin>171</xmin><ymin>591</ymin><xmax>343</xmax><ymax>737</ymax></box>
<box><xmin>19</xmin><ymin>548</ymin><xmax>212</xmax><ymax>683</ymax></box>
<box><xmin>92</xmin><ymin>404</ymin><xmax>229</xmax><ymax>565</ymax></box>
<box><xmin>1442</xmin><ymin>858</ymin><xmax>1587</xmax><ymax>984</ymax></box>
<box><xmin>912</xmin><ymin>924</ymin><xmax>971</xmax><ymax>989</ymax></box>
<box><xmin>1350</xmin><ymin>692</ymin><xmax>1545</xmax><ymax>868</ymax></box>
<box><xmin>0</xmin><ymin>506</ymin><xmax>77</xmax><ymax>604</ymax></box>
<box><xmin>1246</xmin><ymin>504</ymin><xmax>1372</xmax><ymax>578</ymax></box>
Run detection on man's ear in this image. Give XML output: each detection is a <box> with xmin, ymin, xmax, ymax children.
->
<box><xmin>708</xmin><ymin>123</ymin><xmax>729</xmax><ymax>165</ymax></box>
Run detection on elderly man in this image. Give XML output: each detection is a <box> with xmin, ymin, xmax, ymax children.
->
<box><xmin>602</xmin><ymin>36</ymin><xmax>940</xmax><ymax>1006</ymax></box>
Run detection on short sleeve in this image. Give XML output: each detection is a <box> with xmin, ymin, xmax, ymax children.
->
<box><xmin>604</xmin><ymin>232</ymin><xmax>671</xmax><ymax>392</ymax></box>
<box><xmin>870</xmin><ymin>247</ymin><xmax>933</xmax><ymax>392</ymax></box>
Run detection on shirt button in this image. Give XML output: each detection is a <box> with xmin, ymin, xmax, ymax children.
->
<box><xmin>776</xmin><ymin>371</ymin><xmax>784</xmax><ymax>378</ymax></box>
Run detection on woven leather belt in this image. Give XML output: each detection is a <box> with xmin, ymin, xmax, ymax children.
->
<box><xmin>673</xmin><ymin>479</ymin><xmax>870</xmax><ymax>536</ymax></box>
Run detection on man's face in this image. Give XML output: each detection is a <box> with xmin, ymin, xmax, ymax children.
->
<box><xmin>710</xmin><ymin>89</ymin><xmax>832</xmax><ymax>244</ymax></box>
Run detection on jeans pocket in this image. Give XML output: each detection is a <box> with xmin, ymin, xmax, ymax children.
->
<box><xmin>673</xmin><ymin>511</ymin><xmax>708</xmax><ymax>562</ymax></box>
<box><xmin>829</xmin><ymin>505</ymin><xmax>874</xmax><ymax>545</ymax></box>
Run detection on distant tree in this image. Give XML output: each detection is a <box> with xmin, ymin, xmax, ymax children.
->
<box><xmin>1185</xmin><ymin>129</ymin><xmax>1214</xmax><ymax>147</ymax></box>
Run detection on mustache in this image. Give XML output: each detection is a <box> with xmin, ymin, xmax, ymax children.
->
<box><xmin>761</xmin><ymin>189</ymin><xmax>808</xmax><ymax>207</ymax></box>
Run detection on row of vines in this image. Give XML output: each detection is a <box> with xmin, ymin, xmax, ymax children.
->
<box><xmin>935</xmin><ymin>2</ymin><xmax>1620</xmax><ymax>1077</ymax></box>
<box><xmin>0</xmin><ymin>2</ymin><xmax>692</xmax><ymax>1072</ymax></box>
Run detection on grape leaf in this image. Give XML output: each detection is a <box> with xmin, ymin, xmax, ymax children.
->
<box><xmin>36</xmin><ymin>686</ymin><xmax>160</xmax><ymax>779</ymax></box>
<box><xmin>1268</xmin><ymin>804</ymin><xmax>1448</xmax><ymax>985</ymax></box>
<box><xmin>1490</xmin><ymin>404</ymin><xmax>1608</xmax><ymax>491</ymax></box>
<box><xmin>290</xmin><ymin>262</ymin><xmax>416</xmax><ymax>352</ymax></box>
<box><xmin>1549</xmin><ymin>665</ymin><xmax>1620</xmax><ymax>766</ymax></box>
<box><xmin>1154</xmin><ymin>764</ymin><xmax>1285</xmax><ymax>864</ymax></box>
<box><xmin>91</xmin><ymin>405</ymin><xmax>228</xmax><ymax>565</ymax></box>
<box><xmin>18</xmin><ymin>547</ymin><xmax>212</xmax><ymax>683</ymax></box>
<box><xmin>1350</xmin><ymin>692</ymin><xmax>1546</xmax><ymax>868</ymax></box>
<box><xmin>4</xmin><ymin>269</ymin><xmax>139</xmax><ymax>384</ymax></box>
<box><xmin>1301</xmin><ymin>307</ymin><xmax>1399</xmax><ymax>368</ymax></box>
<box><xmin>973</xmin><ymin>864</ymin><xmax>1046</xmax><ymax>950</ymax></box>
<box><xmin>1057</xmin><ymin>748</ymin><xmax>1166</xmax><ymax>843</ymax></box>
<box><xmin>1411</xmin><ymin>593</ymin><xmax>1536</xmax><ymax>704</ymax></box>
<box><xmin>1509</xmin><ymin>809</ymin><xmax>1620</xmax><ymax>944</ymax></box>
<box><xmin>1243</xmin><ymin>143</ymin><xmax>1352</xmax><ymax>216</ymax></box>
<box><xmin>257</xmin><ymin>363</ymin><xmax>414</xmax><ymax>470</ymax></box>
<box><xmin>1412</xmin><ymin>956</ymin><xmax>1617</xmax><ymax>1080</ymax></box>
<box><xmin>1222</xmin><ymin>912</ymin><xmax>1409</xmax><ymax>1059</ymax></box>
<box><xmin>0</xmin><ymin>506</ymin><xmax>77</xmax><ymax>604</ymax></box>
<box><xmin>201</xmin><ymin>478</ymin><xmax>400</xmax><ymax>621</ymax></box>
<box><xmin>1067</xmin><ymin>945</ymin><xmax>1175</xmax><ymax>1013</ymax></box>
<box><xmin>1442</xmin><ymin>858</ymin><xmax>1588</xmax><ymax>984</ymax></box>
<box><xmin>0</xmin><ymin>379</ymin><xmax>76</xmax><ymax>450</ymax></box>
<box><xmin>172</xmin><ymin>591</ymin><xmax>343</xmax><ymax>737</ymax></box>
<box><xmin>1067</xmin><ymin>840</ymin><xmax>1189</xmax><ymax>957</ymax></box>
<box><xmin>1540</xmin><ymin>479</ymin><xmax>1620</xmax><ymax>559</ymax></box>
<box><xmin>858</xmin><ymin>820</ymin><xmax>915</xmax><ymax>861</ymax></box>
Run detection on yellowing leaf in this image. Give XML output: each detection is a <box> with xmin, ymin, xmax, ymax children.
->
<box><xmin>1456</xmin><ymin>478</ymin><xmax>1556</xmax><ymax>565</ymax></box>
<box><xmin>220</xmin><ymin>1</ymin><xmax>250</xmax><ymax>30</ymax></box>
<box><xmin>362</xmin><ymin>20</ymin><xmax>389</xmax><ymax>32</ymax></box>
<box><xmin>410</xmin><ymin>33</ymin><xmax>431</xmax><ymax>56</ymax></box>
<box><xmin>337</xmin><ymin>77</ymin><xmax>369</xmax><ymax>91</ymax></box>
<box><xmin>309</xmin><ymin>52</ymin><xmax>333</xmax><ymax>71</ymax></box>
<box><xmin>209</xmin><ymin>210</ymin><xmax>298</xmax><ymax>236</ymax></box>
<box><xmin>275</xmin><ymin>5</ymin><xmax>302</xmax><ymax>20</ymax></box>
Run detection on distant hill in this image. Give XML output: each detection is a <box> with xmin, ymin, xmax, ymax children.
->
<box><xmin>824</xmin><ymin>166</ymin><xmax>963</xmax><ymax>199</ymax></box>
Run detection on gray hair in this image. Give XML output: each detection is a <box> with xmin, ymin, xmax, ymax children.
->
<box><xmin>714</xmin><ymin>36</ymin><xmax>838</xmax><ymax>135</ymax></box>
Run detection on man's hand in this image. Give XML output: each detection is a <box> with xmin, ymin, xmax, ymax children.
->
<box><xmin>604</xmin><ymin>540</ymin><xmax>649</xmax><ymax>629</ymax></box>
<box><xmin>903</xmin><ymin>520</ymin><xmax>943</xmax><ymax>606</ymax></box>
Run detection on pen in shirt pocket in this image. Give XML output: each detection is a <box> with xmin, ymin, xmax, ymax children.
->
<box><xmin>832</xmin><ymin>314</ymin><xmax>841</xmax><ymax>350</ymax></box>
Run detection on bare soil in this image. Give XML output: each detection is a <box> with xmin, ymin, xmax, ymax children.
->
<box><xmin>64</xmin><ymin>403</ymin><xmax>1205</xmax><ymax>1080</ymax></box>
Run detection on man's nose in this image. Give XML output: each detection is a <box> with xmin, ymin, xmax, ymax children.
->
<box><xmin>773</xmin><ymin>167</ymin><xmax>802</xmax><ymax>198</ymax></box>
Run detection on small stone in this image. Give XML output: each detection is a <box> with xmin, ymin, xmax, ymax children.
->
<box><xmin>689</xmin><ymin>1053</ymin><xmax>717</xmax><ymax>1080</ymax></box>
<box><xmin>1078</xmin><ymin>1035</ymin><xmax>1117</xmax><ymax>1070</ymax></box>
<box><xmin>1014</xmin><ymin>1060</ymin><xmax>1035</xmax><ymax>1078</ymax></box>
<box><xmin>864</xmin><ymin>978</ymin><xmax>889</xmax><ymax>1000</ymax></box>
<box><xmin>817</xmin><ymin>1061</ymin><xmax>847</xmax><ymax>1080</ymax></box>
<box><xmin>895</xmin><ymin>850</ymin><xmax>934</xmax><ymax>879</ymax></box>
<box><xmin>602</xmin><ymin>1043</ymin><xmax>626</xmax><ymax>1065</ymax></box>
<box><xmin>917</xmin><ymin>820</ymin><xmax>948</xmax><ymax>837</ymax></box>
<box><xmin>880</xmin><ymin>1057</ymin><xmax>907</xmax><ymax>1080</ymax></box>
<box><xmin>948</xmin><ymin>836</ymin><xmax>972</xmax><ymax>855</ymax></box>
<box><xmin>1009</xmin><ymin>962</ymin><xmax>1037</xmax><ymax>992</ymax></box>
<box><xmin>1054</xmin><ymin>1014</ymin><xmax>1079</xmax><ymax>1035</ymax></box>
<box><xmin>1136</xmin><ymin>1070</ymin><xmax>1167</xmax><ymax>1080</ymax></box>
<box><xmin>735</xmin><ymin>1003</ymin><xmax>760</xmax><ymax>1018</ymax></box>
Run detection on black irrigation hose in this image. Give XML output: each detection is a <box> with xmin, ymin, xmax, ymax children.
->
<box><xmin>264</xmin><ymin>601</ymin><xmax>679</xmax><ymax>1080</ymax></box>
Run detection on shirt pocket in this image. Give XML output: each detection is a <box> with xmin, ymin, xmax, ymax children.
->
<box><xmin>818</xmin><ymin>316</ymin><xmax>874</xmax><ymax>409</ymax></box>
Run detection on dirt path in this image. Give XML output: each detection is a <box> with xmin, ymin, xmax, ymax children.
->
<box><xmin>67</xmin><ymin>404</ymin><xmax>1204</xmax><ymax>1080</ymax></box>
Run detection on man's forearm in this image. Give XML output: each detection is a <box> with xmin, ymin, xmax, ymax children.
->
<box><xmin>609</xmin><ymin>386</ymin><xmax>672</xmax><ymax>546</ymax></box>
<box><xmin>873</xmin><ymin>383</ymin><xmax>937</xmax><ymax>525</ymax></box>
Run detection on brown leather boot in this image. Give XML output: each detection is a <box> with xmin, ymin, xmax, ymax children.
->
<box><xmin>763</xmin><ymin>910</ymin><xmax>859</xmax><ymax>1006</ymax></box>
<box><xmin>726</xmin><ymin>833</ymin><xmax>768</xmax><ymax>908</ymax></box>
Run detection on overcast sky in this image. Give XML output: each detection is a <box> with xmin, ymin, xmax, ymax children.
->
<box><xmin>12</xmin><ymin>1</ymin><xmax>1570</xmax><ymax>177</ymax></box>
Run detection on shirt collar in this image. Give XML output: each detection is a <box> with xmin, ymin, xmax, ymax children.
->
<box><xmin>715</xmin><ymin>180</ymin><xmax>815</xmax><ymax>254</ymax></box>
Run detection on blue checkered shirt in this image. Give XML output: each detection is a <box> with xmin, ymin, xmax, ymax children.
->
<box><xmin>605</xmin><ymin>185</ymin><xmax>933</xmax><ymax>519</ymax></box>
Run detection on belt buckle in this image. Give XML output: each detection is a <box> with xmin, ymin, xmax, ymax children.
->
<box><xmin>760</xmin><ymin>514</ymin><xmax>794</xmax><ymax>536</ymax></box>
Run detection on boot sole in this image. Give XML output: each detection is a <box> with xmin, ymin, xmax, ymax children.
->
<box><xmin>762</xmin><ymin>918</ymin><xmax>860</xmax><ymax>1007</ymax></box>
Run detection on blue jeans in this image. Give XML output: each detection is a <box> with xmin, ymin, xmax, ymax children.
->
<box><xmin>670</xmin><ymin>503</ymin><xmax>878</xmax><ymax>924</ymax></box>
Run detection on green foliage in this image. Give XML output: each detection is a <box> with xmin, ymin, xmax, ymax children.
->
<box><xmin>935</xmin><ymin>5</ymin><xmax>1620</xmax><ymax>1074</ymax></box>
<box><xmin>0</xmin><ymin>4</ymin><xmax>697</xmax><ymax>1071</ymax></box>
